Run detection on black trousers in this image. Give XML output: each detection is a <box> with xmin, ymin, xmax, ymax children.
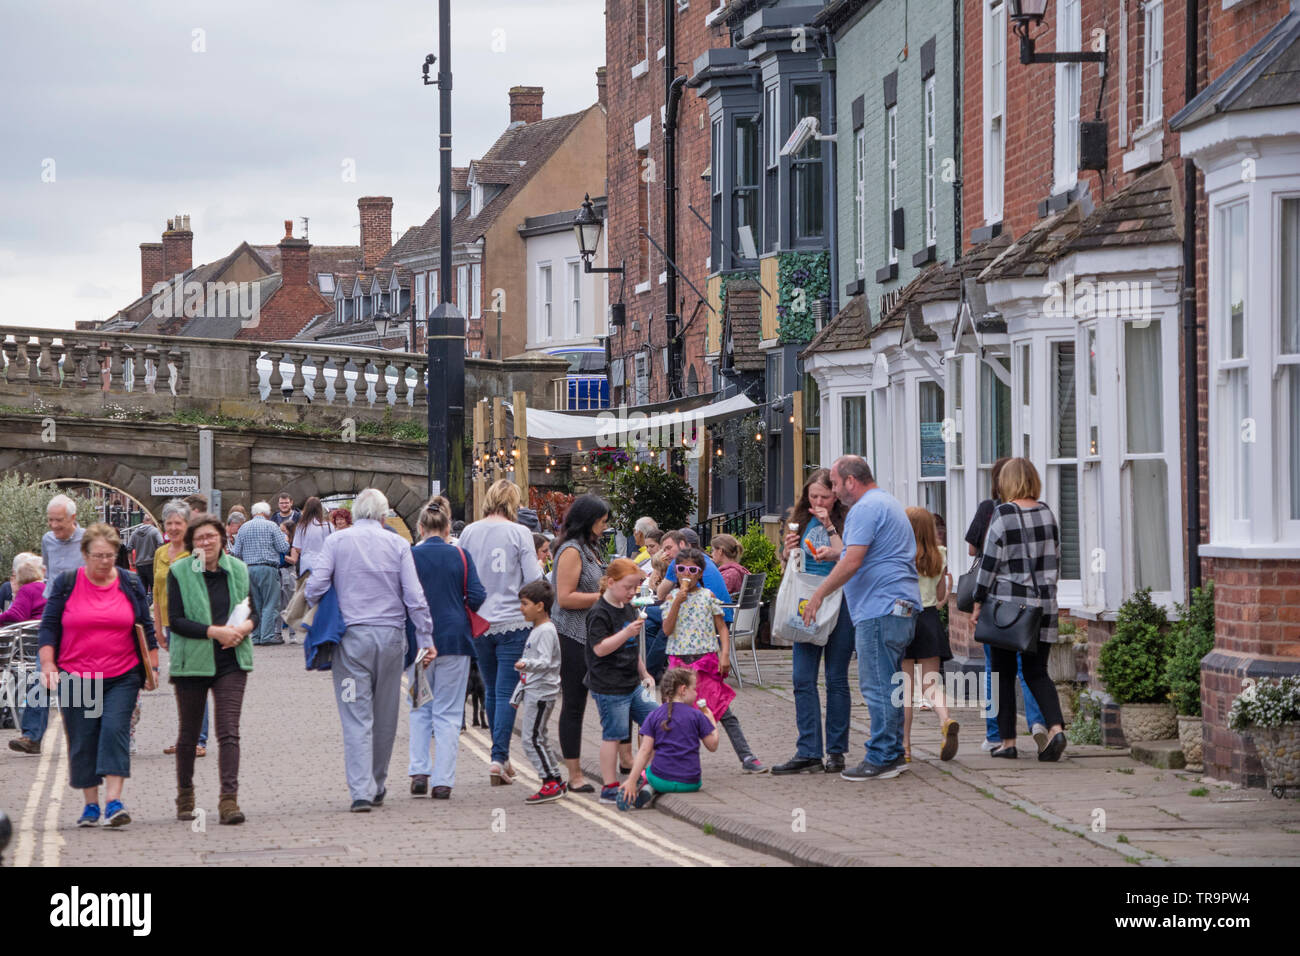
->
<box><xmin>990</xmin><ymin>644</ymin><xmax>1064</xmax><ymax>742</ymax></box>
<box><xmin>558</xmin><ymin>636</ymin><xmax>588</xmax><ymax>760</ymax></box>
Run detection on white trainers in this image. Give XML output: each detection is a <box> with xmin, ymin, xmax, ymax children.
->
<box><xmin>980</xmin><ymin>738</ymin><xmax>1000</xmax><ymax>752</ymax></box>
<box><xmin>1032</xmin><ymin>723</ymin><xmax>1050</xmax><ymax>753</ymax></box>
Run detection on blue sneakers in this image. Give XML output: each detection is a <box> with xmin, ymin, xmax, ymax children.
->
<box><xmin>615</xmin><ymin>775</ymin><xmax>656</xmax><ymax>811</ymax></box>
<box><xmin>101</xmin><ymin>800</ymin><xmax>131</xmax><ymax>828</ymax></box>
<box><xmin>77</xmin><ymin>803</ymin><xmax>101</xmax><ymax>827</ymax></box>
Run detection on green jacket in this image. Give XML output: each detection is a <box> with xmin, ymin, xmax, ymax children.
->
<box><xmin>168</xmin><ymin>552</ymin><xmax>254</xmax><ymax>677</ymax></box>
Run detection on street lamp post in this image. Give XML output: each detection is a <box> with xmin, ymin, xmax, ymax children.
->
<box><xmin>421</xmin><ymin>0</ymin><xmax>465</xmax><ymax>515</ymax></box>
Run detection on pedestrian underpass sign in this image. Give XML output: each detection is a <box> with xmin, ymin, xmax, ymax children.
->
<box><xmin>151</xmin><ymin>475</ymin><xmax>200</xmax><ymax>496</ymax></box>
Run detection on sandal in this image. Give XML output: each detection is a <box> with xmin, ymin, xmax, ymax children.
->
<box><xmin>195</xmin><ymin>745</ymin><xmax>207</xmax><ymax>758</ymax></box>
<box><xmin>163</xmin><ymin>744</ymin><xmax>177</xmax><ymax>755</ymax></box>
<box><xmin>490</xmin><ymin>762</ymin><xmax>513</xmax><ymax>786</ymax></box>
<box><xmin>567</xmin><ymin>783</ymin><xmax>595</xmax><ymax>794</ymax></box>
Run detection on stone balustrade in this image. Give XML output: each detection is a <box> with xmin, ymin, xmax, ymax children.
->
<box><xmin>0</xmin><ymin>326</ymin><xmax>571</xmax><ymax>419</ymax></box>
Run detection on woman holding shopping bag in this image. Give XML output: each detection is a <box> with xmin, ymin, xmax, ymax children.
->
<box><xmin>771</xmin><ymin>469</ymin><xmax>852</xmax><ymax>776</ymax></box>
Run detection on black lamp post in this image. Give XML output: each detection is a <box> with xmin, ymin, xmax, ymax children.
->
<box><xmin>419</xmin><ymin>0</ymin><xmax>464</xmax><ymax>515</ymax></box>
<box><xmin>1008</xmin><ymin>0</ymin><xmax>1106</xmax><ymax>64</ymax></box>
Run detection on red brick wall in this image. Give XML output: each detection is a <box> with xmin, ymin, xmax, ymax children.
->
<box><xmin>606</xmin><ymin>0</ymin><xmax>718</xmax><ymax>404</ymax></box>
<box><xmin>140</xmin><ymin>243</ymin><xmax>164</xmax><ymax>296</ymax></box>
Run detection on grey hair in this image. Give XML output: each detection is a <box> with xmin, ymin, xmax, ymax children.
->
<box><xmin>832</xmin><ymin>455</ymin><xmax>875</xmax><ymax>486</ymax></box>
<box><xmin>352</xmin><ymin>488</ymin><xmax>389</xmax><ymax>522</ymax></box>
<box><xmin>12</xmin><ymin>552</ymin><xmax>43</xmax><ymax>584</ymax></box>
<box><xmin>634</xmin><ymin>516</ymin><xmax>659</xmax><ymax>536</ymax></box>
<box><xmin>46</xmin><ymin>493</ymin><xmax>77</xmax><ymax>517</ymax></box>
<box><xmin>251</xmin><ymin>501</ymin><xmax>272</xmax><ymax>517</ymax></box>
<box><xmin>161</xmin><ymin>499</ymin><xmax>191</xmax><ymax>523</ymax></box>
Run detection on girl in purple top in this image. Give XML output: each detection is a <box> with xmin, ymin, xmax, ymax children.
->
<box><xmin>617</xmin><ymin>668</ymin><xmax>720</xmax><ymax>810</ymax></box>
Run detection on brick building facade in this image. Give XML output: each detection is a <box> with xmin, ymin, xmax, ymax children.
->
<box><xmin>605</xmin><ymin>0</ymin><xmax>718</xmax><ymax>411</ymax></box>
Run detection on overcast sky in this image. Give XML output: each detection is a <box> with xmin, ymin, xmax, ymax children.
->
<box><xmin>0</xmin><ymin>0</ymin><xmax>607</xmax><ymax>330</ymax></box>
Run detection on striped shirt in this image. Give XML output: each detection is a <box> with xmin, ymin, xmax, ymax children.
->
<box><xmin>972</xmin><ymin>502</ymin><xmax>1060</xmax><ymax>643</ymax></box>
<box><xmin>230</xmin><ymin>515</ymin><xmax>290</xmax><ymax>567</ymax></box>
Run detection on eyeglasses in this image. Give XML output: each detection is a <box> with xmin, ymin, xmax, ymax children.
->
<box><xmin>675</xmin><ymin>565</ymin><xmax>701</xmax><ymax>576</ymax></box>
<box><xmin>192</xmin><ymin>534</ymin><xmax>221</xmax><ymax>543</ymax></box>
<box><xmin>87</xmin><ymin>552</ymin><xmax>117</xmax><ymax>562</ymax></box>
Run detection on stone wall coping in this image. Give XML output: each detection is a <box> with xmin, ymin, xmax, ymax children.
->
<box><xmin>1199</xmin><ymin>544</ymin><xmax>1300</xmax><ymax>561</ymax></box>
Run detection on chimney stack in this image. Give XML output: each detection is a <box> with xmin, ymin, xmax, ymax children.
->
<box><xmin>358</xmin><ymin>196</ymin><xmax>394</xmax><ymax>269</ymax></box>
<box><xmin>140</xmin><ymin>242</ymin><xmax>164</xmax><ymax>296</ymax></box>
<box><xmin>279</xmin><ymin>219</ymin><xmax>310</xmax><ymax>288</ymax></box>
<box><xmin>161</xmin><ymin>213</ymin><xmax>193</xmax><ymax>277</ymax></box>
<box><xmin>596</xmin><ymin>67</ymin><xmax>607</xmax><ymax>109</ymax></box>
<box><xmin>508</xmin><ymin>86</ymin><xmax>544</xmax><ymax>125</ymax></box>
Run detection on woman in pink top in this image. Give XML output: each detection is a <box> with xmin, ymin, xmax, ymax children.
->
<box><xmin>37</xmin><ymin>523</ymin><xmax>157</xmax><ymax>829</ymax></box>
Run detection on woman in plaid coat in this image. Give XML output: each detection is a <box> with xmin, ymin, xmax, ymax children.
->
<box><xmin>972</xmin><ymin>458</ymin><xmax>1068</xmax><ymax>762</ymax></box>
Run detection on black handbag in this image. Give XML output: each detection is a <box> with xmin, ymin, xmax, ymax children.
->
<box><xmin>955</xmin><ymin>556</ymin><xmax>980</xmax><ymax>613</ymax></box>
<box><xmin>973</xmin><ymin>509</ymin><xmax>1043</xmax><ymax>655</ymax></box>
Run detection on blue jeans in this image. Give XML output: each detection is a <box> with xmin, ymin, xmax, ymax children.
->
<box><xmin>472</xmin><ymin>627</ymin><xmax>528</xmax><ymax>764</ymax></box>
<box><xmin>792</xmin><ymin>603</ymin><xmax>855</xmax><ymax>758</ymax></box>
<box><xmin>591</xmin><ymin>686</ymin><xmax>657</xmax><ymax>741</ymax></box>
<box><xmin>408</xmin><ymin>654</ymin><xmax>472</xmax><ymax>787</ymax></box>
<box><xmin>60</xmin><ymin>669</ymin><xmax>143</xmax><ymax>790</ymax></box>
<box><xmin>982</xmin><ymin>644</ymin><xmax>1046</xmax><ymax>742</ymax></box>
<box><xmin>855</xmin><ymin>612</ymin><xmax>916</xmax><ymax>767</ymax></box>
<box><xmin>20</xmin><ymin>671</ymin><xmax>50</xmax><ymax>742</ymax></box>
<box><xmin>643</xmin><ymin>605</ymin><xmax>667</xmax><ymax>681</ymax></box>
<box><xmin>247</xmin><ymin>564</ymin><xmax>281</xmax><ymax>645</ymax></box>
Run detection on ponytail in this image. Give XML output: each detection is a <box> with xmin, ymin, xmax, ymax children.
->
<box><xmin>658</xmin><ymin>667</ymin><xmax>696</xmax><ymax>733</ymax></box>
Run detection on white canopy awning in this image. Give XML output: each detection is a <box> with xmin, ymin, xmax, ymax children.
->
<box><xmin>510</xmin><ymin>392</ymin><xmax>758</xmax><ymax>449</ymax></box>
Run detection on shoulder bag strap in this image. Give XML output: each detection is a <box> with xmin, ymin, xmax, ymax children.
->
<box><xmin>1012</xmin><ymin>508</ymin><xmax>1041</xmax><ymax>598</ymax></box>
<box><xmin>458</xmin><ymin>547</ymin><xmax>470</xmax><ymax>600</ymax></box>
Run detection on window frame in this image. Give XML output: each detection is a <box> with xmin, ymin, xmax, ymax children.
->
<box><xmin>886</xmin><ymin>104</ymin><xmax>898</xmax><ymax>265</ymax></box>
<box><xmin>924</xmin><ymin>75</ymin><xmax>937</xmax><ymax>247</ymax></box>
<box><xmin>1053</xmin><ymin>0</ymin><xmax>1082</xmax><ymax>194</ymax></box>
<box><xmin>1142</xmin><ymin>0</ymin><xmax>1164</xmax><ymax>130</ymax></box>
<box><xmin>1211</xmin><ymin>199</ymin><xmax>1252</xmax><ymax>542</ymax></box>
<box><xmin>790</xmin><ymin>79</ymin><xmax>827</xmax><ymax>245</ymax></box>
<box><xmin>414</xmin><ymin>273</ymin><xmax>426</xmax><ymax>327</ymax></box>
<box><xmin>983</xmin><ymin>0</ymin><xmax>1006</xmax><ymax>224</ymax></box>
<box><xmin>854</xmin><ymin>126</ymin><xmax>867</xmax><ymax>280</ymax></box>
<box><xmin>471</xmin><ymin>262</ymin><xmax>482</xmax><ymax>319</ymax></box>
<box><xmin>567</xmin><ymin>258</ymin><xmax>582</xmax><ymax>338</ymax></box>
<box><xmin>1277</xmin><ymin>193</ymin><xmax>1300</xmax><ymax>539</ymax></box>
<box><xmin>538</xmin><ymin>261</ymin><xmax>553</xmax><ymax>342</ymax></box>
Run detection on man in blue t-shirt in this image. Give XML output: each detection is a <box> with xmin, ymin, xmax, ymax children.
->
<box><xmin>804</xmin><ymin>455</ymin><xmax>920</xmax><ymax>781</ymax></box>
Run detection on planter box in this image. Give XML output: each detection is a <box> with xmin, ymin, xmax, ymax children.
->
<box><xmin>1251</xmin><ymin>723</ymin><xmax>1300</xmax><ymax>792</ymax></box>
<box><xmin>1119</xmin><ymin>702</ymin><xmax>1178</xmax><ymax>742</ymax></box>
<box><xmin>1177</xmin><ymin>715</ymin><xmax>1204</xmax><ymax>770</ymax></box>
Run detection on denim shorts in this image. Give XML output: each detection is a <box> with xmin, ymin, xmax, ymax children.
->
<box><xmin>591</xmin><ymin>686</ymin><xmax>657</xmax><ymax>741</ymax></box>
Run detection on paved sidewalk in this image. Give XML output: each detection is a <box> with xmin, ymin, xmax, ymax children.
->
<box><xmin>580</xmin><ymin>651</ymin><xmax>1300</xmax><ymax>867</ymax></box>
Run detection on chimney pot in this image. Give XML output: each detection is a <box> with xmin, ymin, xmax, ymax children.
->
<box><xmin>284</xmin><ymin>219</ymin><xmax>293</xmax><ymax>238</ymax></box>
<box><xmin>596</xmin><ymin>67</ymin><xmax>607</xmax><ymax>108</ymax></box>
<box><xmin>508</xmin><ymin>85</ymin><xmax>544</xmax><ymax>125</ymax></box>
<box><xmin>161</xmin><ymin>214</ymin><xmax>193</xmax><ymax>277</ymax></box>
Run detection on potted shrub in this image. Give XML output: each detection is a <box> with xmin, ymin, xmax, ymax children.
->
<box><xmin>735</xmin><ymin>522</ymin><xmax>782</xmax><ymax>649</ymax></box>
<box><xmin>606</xmin><ymin>462</ymin><xmax>696</xmax><ymax>538</ymax></box>
<box><xmin>1165</xmin><ymin>581</ymin><xmax>1215</xmax><ymax>769</ymax></box>
<box><xmin>1228</xmin><ymin>676</ymin><xmax>1300</xmax><ymax>794</ymax></box>
<box><xmin>1098</xmin><ymin>587</ymin><xmax>1176</xmax><ymax>742</ymax></box>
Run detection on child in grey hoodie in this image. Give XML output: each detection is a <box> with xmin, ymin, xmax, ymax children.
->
<box><xmin>515</xmin><ymin>580</ymin><xmax>564</xmax><ymax>803</ymax></box>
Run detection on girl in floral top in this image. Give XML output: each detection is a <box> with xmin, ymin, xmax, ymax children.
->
<box><xmin>662</xmin><ymin>548</ymin><xmax>767</xmax><ymax>774</ymax></box>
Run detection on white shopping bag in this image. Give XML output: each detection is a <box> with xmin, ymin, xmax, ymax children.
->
<box><xmin>770</xmin><ymin>549</ymin><xmax>841</xmax><ymax>646</ymax></box>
